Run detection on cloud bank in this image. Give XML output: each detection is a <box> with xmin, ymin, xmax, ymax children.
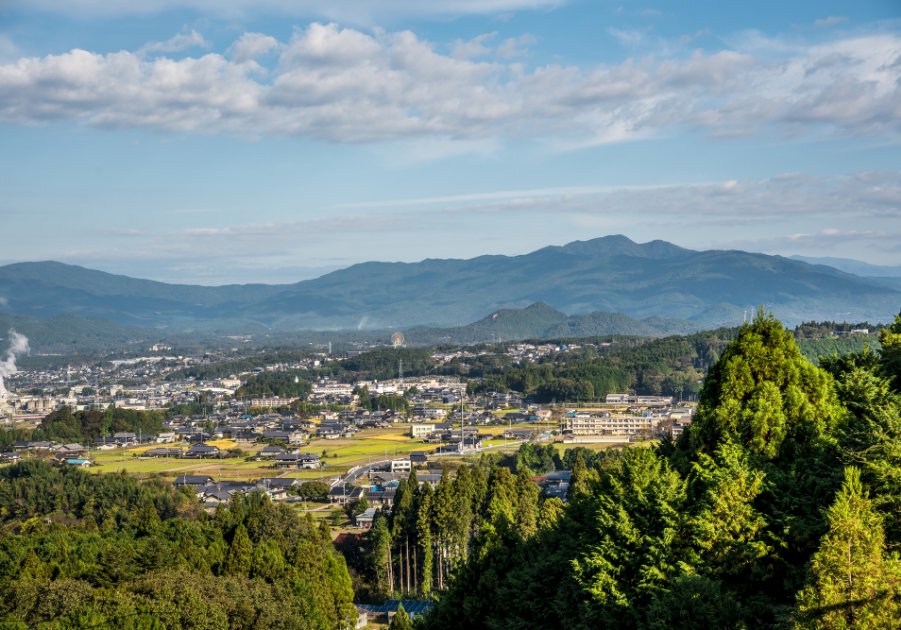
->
<box><xmin>0</xmin><ymin>24</ymin><xmax>898</xmax><ymax>145</ymax></box>
<box><xmin>57</xmin><ymin>170</ymin><xmax>901</xmax><ymax>264</ymax></box>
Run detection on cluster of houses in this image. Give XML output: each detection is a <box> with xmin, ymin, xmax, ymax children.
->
<box><xmin>172</xmin><ymin>475</ymin><xmax>302</xmax><ymax>508</ymax></box>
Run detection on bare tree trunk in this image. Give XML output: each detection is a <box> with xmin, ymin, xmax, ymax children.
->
<box><xmin>414</xmin><ymin>544</ymin><xmax>418</xmax><ymax>596</ymax></box>
<box><xmin>406</xmin><ymin>537</ymin><xmax>411</xmax><ymax>595</ymax></box>
<box><xmin>388</xmin><ymin>545</ymin><xmax>394</xmax><ymax>596</ymax></box>
<box><xmin>397</xmin><ymin>543</ymin><xmax>403</xmax><ymax>596</ymax></box>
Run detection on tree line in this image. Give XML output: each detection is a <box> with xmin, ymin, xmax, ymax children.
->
<box><xmin>0</xmin><ymin>407</ymin><xmax>166</xmax><ymax>448</ymax></box>
<box><xmin>422</xmin><ymin>307</ymin><xmax>901</xmax><ymax>629</ymax></box>
<box><xmin>0</xmin><ymin>461</ymin><xmax>356</xmax><ymax>629</ymax></box>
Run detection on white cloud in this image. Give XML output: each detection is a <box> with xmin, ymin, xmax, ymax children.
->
<box><xmin>496</xmin><ymin>33</ymin><xmax>537</xmax><ymax>58</ymax></box>
<box><xmin>606</xmin><ymin>27</ymin><xmax>649</xmax><ymax>47</ymax></box>
<box><xmin>61</xmin><ymin>171</ymin><xmax>901</xmax><ymax>266</ymax></box>
<box><xmin>228</xmin><ymin>32</ymin><xmax>280</xmax><ymax>64</ymax></box>
<box><xmin>452</xmin><ymin>33</ymin><xmax>496</xmax><ymax>59</ymax></box>
<box><xmin>814</xmin><ymin>16</ymin><xmax>849</xmax><ymax>28</ymax></box>
<box><xmin>0</xmin><ymin>25</ymin><xmax>899</xmax><ymax>145</ymax></box>
<box><xmin>141</xmin><ymin>30</ymin><xmax>210</xmax><ymax>55</ymax></box>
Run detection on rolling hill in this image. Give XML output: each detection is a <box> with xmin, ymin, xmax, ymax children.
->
<box><xmin>0</xmin><ymin>311</ymin><xmax>165</xmax><ymax>354</ymax></box>
<box><xmin>0</xmin><ymin>235</ymin><xmax>898</xmax><ymax>331</ymax></box>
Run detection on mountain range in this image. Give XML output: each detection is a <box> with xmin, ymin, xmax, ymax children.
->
<box><xmin>0</xmin><ymin>236</ymin><xmax>898</xmax><ymax>335</ymax></box>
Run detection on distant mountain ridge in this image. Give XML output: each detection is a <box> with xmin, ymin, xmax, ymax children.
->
<box><xmin>790</xmin><ymin>255</ymin><xmax>901</xmax><ymax>278</ymax></box>
<box><xmin>0</xmin><ymin>235</ymin><xmax>899</xmax><ymax>331</ymax></box>
<box><xmin>375</xmin><ymin>303</ymin><xmax>715</xmax><ymax>345</ymax></box>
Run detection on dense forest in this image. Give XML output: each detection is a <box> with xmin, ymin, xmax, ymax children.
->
<box><xmin>795</xmin><ymin>336</ymin><xmax>879</xmax><ymax>364</ymax></box>
<box><xmin>457</xmin><ymin>328</ymin><xmax>740</xmax><ymax>401</ymax></box>
<box><xmin>0</xmin><ymin>407</ymin><xmax>166</xmax><ymax>449</ymax></box>
<box><xmin>420</xmin><ymin>308</ymin><xmax>901</xmax><ymax>629</ymax></box>
<box><xmin>342</xmin><ymin>348</ymin><xmax>436</xmax><ymax>381</ymax></box>
<box><xmin>0</xmin><ymin>462</ymin><xmax>355</xmax><ymax>629</ymax></box>
<box><xmin>235</xmin><ymin>372</ymin><xmax>314</xmax><ymax>400</ymax></box>
<box><xmin>165</xmin><ymin>350</ymin><xmax>315</xmax><ymax>382</ymax></box>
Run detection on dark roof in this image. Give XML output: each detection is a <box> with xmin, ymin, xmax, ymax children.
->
<box><xmin>366</xmin><ymin>488</ymin><xmax>397</xmax><ymax>500</ymax></box>
<box><xmin>173</xmin><ymin>475</ymin><xmax>213</xmax><ymax>485</ymax></box>
<box><xmin>275</xmin><ymin>452</ymin><xmax>320</xmax><ymax>461</ymax></box>
<box><xmin>255</xmin><ymin>478</ymin><xmax>297</xmax><ymax>488</ymax></box>
<box><xmin>187</xmin><ymin>444</ymin><xmax>219</xmax><ymax>452</ymax></box>
<box><xmin>330</xmin><ymin>486</ymin><xmax>364</xmax><ymax>499</ymax></box>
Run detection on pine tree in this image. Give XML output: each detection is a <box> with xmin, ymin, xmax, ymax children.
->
<box><xmin>368</xmin><ymin>515</ymin><xmax>392</xmax><ymax>595</ymax></box>
<box><xmin>795</xmin><ymin>467</ymin><xmax>901</xmax><ymax>629</ymax></box>
<box><xmin>223</xmin><ymin>523</ymin><xmax>253</xmax><ymax>576</ymax></box>
<box><xmin>567</xmin><ymin>452</ymin><xmax>588</xmax><ymax>499</ymax></box>
<box><xmin>417</xmin><ymin>489</ymin><xmax>434</xmax><ymax>598</ymax></box>
<box><xmin>132</xmin><ymin>500</ymin><xmax>161</xmax><ymax>536</ymax></box>
<box><xmin>389</xmin><ymin>603</ymin><xmax>413</xmax><ymax>630</ymax></box>
<box><xmin>514</xmin><ymin>466</ymin><xmax>539</xmax><ymax>539</ymax></box>
<box><xmin>688</xmin><ymin>306</ymin><xmax>844</xmax><ymax>459</ymax></box>
<box><xmin>878</xmin><ymin>309</ymin><xmax>901</xmax><ymax>391</ymax></box>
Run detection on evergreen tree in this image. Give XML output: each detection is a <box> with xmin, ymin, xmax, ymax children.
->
<box><xmin>223</xmin><ymin>524</ymin><xmax>253</xmax><ymax>576</ymax></box>
<box><xmin>417</xmin><ymin>489</ymin><xmax>434</xmax><ymax>598</ymax></box>
<box><xmin>567</xmin><ymin>452</ymin><xmax>588</xmax><ymax>499</ymax></box>
<box><xmin>390</xmin><ymin>603</ymin><xmax>413</xmax><ymax>630</ymax></box>
<box><xmin>688</xmin><ymin>306</ymin><xmax>844</xmax><ymax>459</ymax></box>
<box><xmin>368</xmin><ymin>515</ymin><xmax>392</xmax><ymax>595</ymax></box>
<box><xmin>877</xmin><ymin>309</ymin><xmax>901</xmax><ymax>391</ymax></box>
<box><xmin>795</xmin><ymin>467</ymin><xmax>901</xmax><ymax>629</ymax></box>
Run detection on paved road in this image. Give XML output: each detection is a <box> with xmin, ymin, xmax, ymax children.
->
<box><xmin>340</xmin><ymin>460</ymin><xmax>389</xmax><ymax>486</ymax></box>
<box><xmin>333</xmin><ymin>443</ymin><xmax>526</xmax><ymax>487</ymax></box>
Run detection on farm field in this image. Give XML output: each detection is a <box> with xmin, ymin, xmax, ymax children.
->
<box><xmin>79</xmin><ymin>428</ymin><xmax>444</xmax><ymax>482</ymax></box>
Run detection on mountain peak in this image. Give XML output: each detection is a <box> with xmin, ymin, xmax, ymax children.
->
<box><xmin>543</xmin><ymin>235</ymin><xmax>696</xmax><ymax>260</ymax></box>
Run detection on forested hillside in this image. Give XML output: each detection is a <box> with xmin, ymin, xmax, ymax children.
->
<box><xmin>456</xmin><ymin>328</ymin><xmax>740</xmax><ymax>401</ymax></box>
<box><xmin>0</xmin><ymin>407</ymin><xmax>166</xmax><ymax>449</ymax></box>
<box><xmin>421</xmin><ymin>308</ymin><xmax>901</xmax><ymax>629</ymax></box>
<box><xmin>0</xmin><ymin>462</ymin><xmax>355</xmax><ymax>629</ymax></box>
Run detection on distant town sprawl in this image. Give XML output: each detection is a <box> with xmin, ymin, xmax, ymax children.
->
<box><xmin>0</xmin><ymin>320</ymin><xmax>879</xmax><ymax>457</ymax></box>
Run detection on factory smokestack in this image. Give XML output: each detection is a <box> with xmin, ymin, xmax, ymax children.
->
<box><xmin>0</xmin><ymin>329</ymin><xmax>29</xmax><ymax>397</ymax></box>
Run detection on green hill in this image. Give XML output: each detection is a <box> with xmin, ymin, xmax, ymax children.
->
<box><xmin>1</xmin><ymin>235</ymin><xmax>898</xmax><ymax>331</ymax></box>
<box><xmin>0</xmin><ymin>311</ymin><xmax>164</xmax><ymax>354</ymax></box>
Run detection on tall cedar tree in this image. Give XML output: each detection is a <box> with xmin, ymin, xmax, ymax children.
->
<box><xmin>795</xmin><ymin>467</ymin><xmax>901</xmax><ymax>629</ymax></box>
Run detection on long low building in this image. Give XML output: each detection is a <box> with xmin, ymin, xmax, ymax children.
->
<box><xmin>605</xmin><ymin>394</ymin><xmax>673</xmax><ymax>405</ymax></box>
<box><xmin>563</xmin><ymin>415</ymin><xmax>656</xmax><ymax>436</ymax></box>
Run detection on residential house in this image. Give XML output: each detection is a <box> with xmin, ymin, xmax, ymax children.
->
<box><xmin>145</xmin><ymin>447</ymin><xmax>184</xmax><ymax>458</ymax></box>
<box><xmin>263</xmin><ymin>430</ymin><xmax>306</xmax><ymax>445</ymax></box>
<box><xmin>545</xmin><ymin>470</ymin><xmax>571</xmax><ymax>500</ymax></box>
<box><xmin>273</xmin><ymin>452</ymin><xmax>320</xmax><ymax>469</ymax></box>
<box><xmin>54</xmin><ymin>443</ymin><xmax>86</xmax><ymax>458</ymax></box>
<box><xmin>184</xmin><ymin>443</ymin><xmax>220</xmax><ymax>459</ymax></box>
<box><xmin>329</xmin><ymin>486</ymin><xmax>364</xmax><ymax>505</ymax></box>
<box><xmin>355</xmin><ymin>507</ymin><xmax>378</xmax><ymax>528</ymax></box>
<box><xmin>366</xmin><ymin>488</ymin><xmax>396</xmax><ymax>507</ymax></box>
<box><xmin>390</xmin><ymin>459</ymin><xmax>411</xmax><ymax>473</ymax></box>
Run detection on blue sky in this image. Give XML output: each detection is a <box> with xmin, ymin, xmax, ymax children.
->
<box><xmin>1</xmin><ymin>0</ymin><xmax>899</xmax><ymax>284</ymax></box>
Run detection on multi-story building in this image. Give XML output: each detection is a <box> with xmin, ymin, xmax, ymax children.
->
<box><xmin>562</xmin><ymin>414</ymin><xmax>657</xmax><ymax>436</ymax></box>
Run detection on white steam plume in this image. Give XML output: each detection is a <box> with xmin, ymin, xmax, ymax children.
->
<box><xmin>0</xmin><ymin>329</ymin><xmax>29</xmax><ymax>397</ymax></box>
<box><xmin>357</xmin><ymin>316</ymin><xmax>370</xmax><ymax>330</ymax></box>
